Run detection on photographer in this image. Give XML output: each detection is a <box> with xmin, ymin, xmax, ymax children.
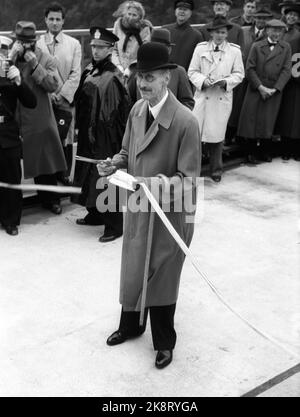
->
<box><xmin>0</xmin><ymin>36</ymin><xmax>37</xmax><ymax>236</ymax></box>
<box><xmin>10</xmin><ymin>21</ymin><xmax>67</xmax><ymax>215</ymax></box>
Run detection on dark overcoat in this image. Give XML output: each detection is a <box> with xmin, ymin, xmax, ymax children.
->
<box><xmin>276</xmin><ymin>34</ymin><xmax>300</xmax><ymax>139</ymax></box>
<box><xmin>73</xmin><ymin>58</ymin><xmax>129</xmax><ymax>208</ymax></box>
<box><xmin>112</xmin><ymin>92</ymin><xmax>201</xmax><ymax>310</ymax></box>
<box><xmin>237</xmin><ymin>38</ymin><xmax>292</xmax><ymax>139</ymax></box>
<box><xmin>17</xmin><ymin>47</ymin><xmax>66</xmax><ymax>179</ymax></box>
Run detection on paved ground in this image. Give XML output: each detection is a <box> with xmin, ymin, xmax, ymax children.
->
<box><xmin>0</xmin><ymin>159</ymin><xmax>299</xmax><ymax>397</ymax></box>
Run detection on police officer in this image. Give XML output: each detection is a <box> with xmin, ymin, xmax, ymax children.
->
<box><xmin>0</xmin><ymin>36</ymin><xmax>37</xmax><ymax>236</ymax></box>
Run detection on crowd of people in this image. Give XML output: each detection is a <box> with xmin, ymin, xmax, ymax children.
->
<box><xmin>0</xmin><ymin>0</ymin><xmax>299</xmax><ymax>239</ymax></box>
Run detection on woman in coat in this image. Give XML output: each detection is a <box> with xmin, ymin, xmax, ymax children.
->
<box><xmin>11</xmin><ymin>21</ymin><xmax>67</xmax><ymax>214</ymax></box>
<box><xmin>237</xmin><ymin>20</ymin><xmax>292</xmax><ymax>163</ymax></box>
<box><xmin>276</xmin><ymin>33</ymin><xmax>300</xmax><ymax>160</ymax></box>
<box><xmin>112</xmin><ymin>1</ymin><xmax>152</xmax><ymax>75</ymax></box>
<box><xmin>188</xmin><ymin>16</ymin><xmax>244</xmax><ymax>182</ymax></box>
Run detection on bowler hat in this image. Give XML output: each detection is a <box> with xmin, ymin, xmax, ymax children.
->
<box><xmin>90</xmin><ymin>26</ymin><xmax>119</xmax><ymax>46</ymax></box>
<box><xmin>136</xmin><ymin>42</ymin><xmax>177</xmax><ymax>72</ymax></box>
<box><xmin>207</xmin><ymin>16</ymin><xmax>233</xmax><ymax>31</ymax></box>
<box><xmin>252</xmin><ymin>7</ymin><xmax>273</xmax><ymax>18</ymax></box>
<box><xmin>284</xmin><ymin>3</ymin><xmax>300</xmax><ymax>14</ymax></box>
<box><xmin>151</xmin><ymin>29</ymin><xmax>175</xmax><ymax>46</ymax></box>
<box><xmin>210</xmin><ymin>0</ymin><xmax>233</xmax><ymax>6</ymax></box>
<box><xmin>265</xmin><ymin>19</ymin><xmax>287</xmax><ymax>29</ymax></box>
<box><xmin>174</xmin><ymin>0</ymin><xmax>194</xmax><ymax>10</ymax></box>
<box><xmin>11</xmin><ymin>21</ymin><xmax>37</xmax><ymax>42</ymax></box>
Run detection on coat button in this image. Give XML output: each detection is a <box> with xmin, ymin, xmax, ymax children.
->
<box><xmin>206</xmin><ymin>97</ymin><xmax>209</xmax><ymax>100</ymax></box>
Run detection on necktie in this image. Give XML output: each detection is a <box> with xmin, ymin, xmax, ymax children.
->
<box><xmin>214</xmin><ymin>45</ymin><xmax>219</xmax><ymax>52</ymax></box>
<box><xmin>145</xmin><ymin>107</ymin><xmax>154</xmax><ymax>133</ymax></box>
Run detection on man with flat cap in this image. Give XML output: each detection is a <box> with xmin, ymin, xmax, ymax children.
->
<box><xmin>73</xmin><ymin>26</ymin><xmax>129</xmax><ymax>243</ymax></box>
<box><xmin>237</xmin><ymin>19</ymin><xmax>292</xmax><ymax>163</ymax></box>
<box><xmin>163</xmin><ymin>0</ymin><xmax>203</xmax><ymax>71</ymax></box>
<box><xmin>97</xmin><ymin>42</ymin><xmax>201</xmax><ymax>369</ymax></box>
<box><xmin>127</xmin><ymin>28</ymin><xmax>195</xmax><ymax>109</ymax></box>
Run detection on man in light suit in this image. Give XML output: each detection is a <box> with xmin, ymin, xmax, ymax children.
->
<box><xmin>97</xmin><ymin>42</ymin><xmax>201</xmax><ymax>369</ymax></box>
<box><xmin>38</xmin><ymin>2</ymin><xmax>82</xmax><ymax>184</ymax></box>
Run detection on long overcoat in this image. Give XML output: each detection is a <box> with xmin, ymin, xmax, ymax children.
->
<box><xmin>237</xmin><ymin>38</ymin><xmax>292</xmax><ymax>139</ymax></box>
<box><xmin>17</xmin><ymin>47</ymin><xmax>66</xmax><ymax>179</ymax></box>
<box><xmin>188</xmin><ymin>41</ymin><xmax>244</xmax><ymax>143</ymax></box>
<box><xmin>112</xmin><ymin>92</ymin><xmax>201</xmax><ymax>310</ymax></box>
<box><xmin>73</xmin><ymin>58</ymin><xmax>129</xmax><ymax>208</ymax></box>
<box><xmin>276</xmin><ymin>34</ymin><xmax>300</xmax><ymax>139</ymax></box>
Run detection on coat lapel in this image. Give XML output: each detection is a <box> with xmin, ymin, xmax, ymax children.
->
<box><xmin>265</xmin><ymin>42</ymin><xmax>284</xmax><ymax>62</ymax></box>
<box><xmin>136</xmin><ymin>91</ymin><xmax>177</xmax><ymax>156</ymax></box>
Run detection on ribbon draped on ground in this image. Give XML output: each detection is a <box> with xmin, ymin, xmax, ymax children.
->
<box><xmin>0</xmin><ymin>182</ymin><xmax>81</xmax><ymax>194</ymax></box>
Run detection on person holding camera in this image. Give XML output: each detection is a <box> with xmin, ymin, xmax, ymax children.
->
<box><xmin>9</xmin><ymin>21</ymin><xmax>67</xmax><ymax>215</ymax></box>
<box><xmin>0</xmin><ymin>36</ymin><xmax>37</xmax><ymax>236</ymax></box>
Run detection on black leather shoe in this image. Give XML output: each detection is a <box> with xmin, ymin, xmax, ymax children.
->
<box><xmin>43</xmin><ymin>203</ymin><xmax>62</xmax><ymax>215</ymax></box>
<box><xmin>99</xmin><ymin>232</ymin><xmax>122</xmax><ymax>243</ymax></box>
<box><xmin>76</xmin><ymin>218</ymin><xmax>104</xmax><ymax>226</ymax></box>
<box><xmin>282</xmin><ymin>155</ymin><xmax>290</xmax><ymax>161</ymax></box>
<box><xmin>247</xmin><ymin>154</ymin><xmax>259</xmax><ymax>164</ymax></box>
<box><xmin>262</xmin><ymin>154</ymin><xmax>272</xmax><ymax>163</ymax></box>
<box><xmin>5</xmin><ymin>226</ymin><xmax>19</xmax><ymax>236</ymax></box>
<box><xmin>106</xmin><ymin>331</ymin><xmax>128</xmax><ymax>346</ymax></box>
<box><xmin>211</xmin><ymin>175</ymin><xmax>221</xmax><ymax>183</ymax></box>
<box><xmin>155</xmin><ymin>350</ymin><xmax>173</xmax><ymax>369</ymax></box>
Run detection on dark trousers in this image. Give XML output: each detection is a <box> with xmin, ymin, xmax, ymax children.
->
<box><xmin>34</xmin><ymin>174</ymin><xmax>60</xmax><ymax>206</ymax></box>
<box><xmin>206</xmin><ymin>141</ymin><xmax>223</xmax><ymax>177</ymax></box>
<box><xmin>86</xmin><ymin>207</ymin><xmax>123</xmax><ymax>235</ymax></box>
<box><xmin>281</xmin><ymin>137</ymin><xmax>300</xmax><ymax>158</ymax></box>
<box><xmin>245</xmin><ymin>139</ymin><xmax>272</xmax><ymax>158</ymax></box>
<box><xmin>57</xmin><ymin>144</ymin><xmax>73</xmax><ymax>179</ymax></box>
<box><xmin>118</xmin><ymin>304</ymin><xmax>177</xmax><ymax>351</ymax></box>
<box><xmin>0</xmin><ymin>146</ymin><xmax>22</xmax><ymax>227</ymax></box>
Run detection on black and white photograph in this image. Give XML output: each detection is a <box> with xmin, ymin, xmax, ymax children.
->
<box><xmin>0</xmin><ymin>0</ymin><xmax>299</xmax><ymax>401</ymax></box>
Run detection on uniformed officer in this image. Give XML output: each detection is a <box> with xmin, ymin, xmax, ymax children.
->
<box><xmin>0</xmin><ymin>36</ymin><xmax>37</xmax><ymax>236</ymax></box>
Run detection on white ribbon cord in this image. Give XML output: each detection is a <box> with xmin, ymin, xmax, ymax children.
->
<box><xmin>139</xmin><ymin>182</ymin><xmax>299</xmax><ymax>359</ymax></box>
<box><xmin>0</xmin><ymin>182</ymin><xmax>82</xmax><ymax>194</ymax></box>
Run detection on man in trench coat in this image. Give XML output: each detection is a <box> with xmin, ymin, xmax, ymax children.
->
<box><xmin>237</xmin><ymin>19</ymin><xmax>292</xmax><ymax>162</ymax></box>
<box><xmin>98</xmin><ymin>42</ymin><xmax>201</xmax><ymax>369</ymax></box>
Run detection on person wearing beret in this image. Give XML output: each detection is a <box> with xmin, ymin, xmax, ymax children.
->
<box><xmin>127</xmin><ymin>28</ymin><xmax>195</xmax><ymax>110</ymax></box>
<box><xmin>0</xmin><ymin>36</ymin><xmax>37</xmax><ymax>236</ymax></box>
<box><xmin>229</xmin><ymin>0</ymin><xmax>257</xmax><ymax>27</ymax></box>
<box><xmin>97</xmin><ymin>42</ymin><xmax>201</xmax><ymax>369</ymax></box>
<box><xmin>72</xmin><ymin>27</ymin><xmax>130</xmax><ymax>243</ymax></box>
<box><xmin>276</xmin><ymin>33</ymin><xmax>300</xmax><ymax>160</ymax></box>
<box><xmin>9</xmin><ymin>21</ymin><xmax>67</xmax><ymax>215</ymax></box>
<box><xmin>163</xmin><ymin>0</ymin><xmax>203</xmax><ymax>71</ymax></box>
<box><xmin>188</xmin><ymin>16</ymin><xmax>244</xmax><ymax>182</ymax></box>
<box><xmin>237</xmin><ymin>20</ymin><xmax>292</xmax><ymax>163</ymax></box>
<box><xmin>282</xmin><ymin>3</ymin><xmax>300</xmax><ymax>43</ymax></box>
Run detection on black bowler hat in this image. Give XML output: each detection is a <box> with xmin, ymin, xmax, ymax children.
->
<box><xmin>174</xmin><ymin>0</ymin><xmax>194</xmax><ymax>10</ymax></box>
<box><xmin>151</xmin><ymin>28</ymin><xmax>175</xmax><ymax>46</ymax></box>
<box><xmin>90</xmin><ymin>26</ymin><xmax>119</xmax><ymax>46</ymax></box>
<box><xmin>284</xmin><ymin>3</ymin><xmax>300</xmax><ymax>14</ymax></box>
<box><xmin>207</xmin><ymin>16</ymin><xmax>233</xmax><ymax>31</ymax></box>
<box><xmin>11</xmin><ymin>21</ymin><xmax>38</xmax><ymax>42</ymax></box>
<box><xmin>252</xmin><ymin>7</ymin><xmax>273</xmax><ymax>18</ymax></box>
<box><xmin>136</xmin><ymin>42</ymin><xmax>178</xmax><ymax>72</ymax></box>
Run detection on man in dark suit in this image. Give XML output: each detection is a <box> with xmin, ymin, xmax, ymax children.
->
<box><xmin>0</xmin><ymin>36</ymin><xmax>37</xmax><ymax>236</ymax></box>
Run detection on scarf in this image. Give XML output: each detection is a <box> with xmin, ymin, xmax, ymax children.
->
<box><xmin>120</xmin><ymin>19</ymin><xmax>143</xmax><ymax>52</ymax></box>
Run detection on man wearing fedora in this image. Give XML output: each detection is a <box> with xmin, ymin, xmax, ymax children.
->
<box><xmin>163</xmin><ymin>0</ymin><xmax>203</xmax><ymax>71</ymax></box>
<box><xmin>72</xmin><ymin>26</ymin><xmax>129</xmax><ymax>243</ymax></box>
<box><xmin>97</xmin><ymin>42</ymin><xmax>201</xmax><ymax>369</ymax></box>
<box><xmin>10</xmin><ymin>21</ymin><xmax>67</xmax><ymax>215</ymax></box>
<box><xmin>199</xmin><ymin>1</ymin><xmax>244</xmax><ymax>49</ymax></box>
<box><xmin>127</xmin><ymin>28</ymin><xmax>195</xmax><ymax>109</ymax></box>
<box><xmin>0</xmin><ymin>36</ymin><xmax>37</xmax><ymax>236</ymax></box>
<box><xmin>237</xmin><ymin>19</ymin><xmax>292</xmax><ymax>163</ymax></box>
<box><xmin>188</xmin><ymin>16</ymin><xmax>244</xmax><ymax>182</ymax></box>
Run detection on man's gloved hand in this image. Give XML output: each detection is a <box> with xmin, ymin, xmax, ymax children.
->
<box><xmin>6</xmin><ymin>65</ymin><xmax>21</xmax><ymax>86</ymax></box>
<box><xmin>24</xmin><ymin>51</ymin><xmax>38</xmax><ymax>70</ymax></box>
<box><xmin>97</xmin><ymin>158</ymin><xmax>117</xmax><ymax>177</ymax></box>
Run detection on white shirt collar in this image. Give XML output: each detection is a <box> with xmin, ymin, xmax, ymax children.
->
<box><xmin>149</xmin><ymin>90</ymin><xmax>169</xmax><ymax>119</ymax></box>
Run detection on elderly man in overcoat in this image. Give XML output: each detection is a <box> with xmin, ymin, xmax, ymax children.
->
<box><xmin>188</xmin><ymin>16</ymin><xmax>244</xmax><ymax>182</ymax></box>
<box><xmin>276</xmin><ymin>33</ymin><xmax>300</xmax><ymax>160</ymax></box>
<box><xmin>10</xmin><ymin>21</ymin><xmax>66</xmax><ymax>214</ymax></box>
<box><xmin>98</xmin><ymin>42</ymin><xmax>201</xmax><ymax>369</ymax></box>
<box><xmin>237</xmin><ymin>19</ymin><xmax>292</xmax><ymax>163</ymax></box>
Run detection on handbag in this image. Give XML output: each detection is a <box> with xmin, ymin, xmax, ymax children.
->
<box><xmin>52</xmin><ymin>103</ymin><xmax>73</xmax><ymax>141</ymax></box>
